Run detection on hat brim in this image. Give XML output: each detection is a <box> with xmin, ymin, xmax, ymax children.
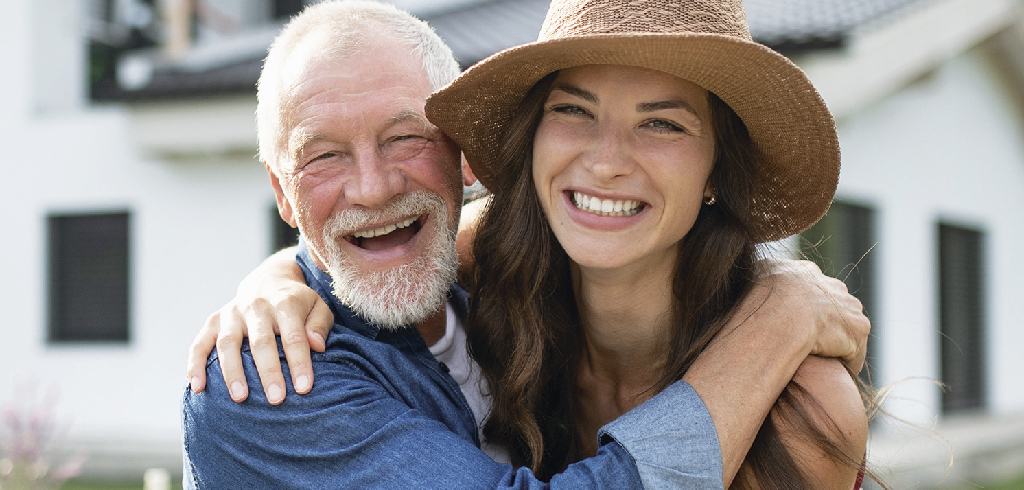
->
<box><xmin>426</xmin><ymin>32</ymin><xmax>840</xmax><ymax>242</ymax></box>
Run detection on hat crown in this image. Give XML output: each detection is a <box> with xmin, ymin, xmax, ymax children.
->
<box><xmin>539</xmin><ymin>0</ymin><xmax>752</xmax><ymax>42</ymax></box>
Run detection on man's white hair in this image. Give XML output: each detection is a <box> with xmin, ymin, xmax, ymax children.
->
<box><xmin>256</xmin><ymin>0</ymin><xmax>461</xmax><ymax>173</ymax></box>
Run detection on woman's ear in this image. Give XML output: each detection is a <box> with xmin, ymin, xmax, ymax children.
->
<box><xmin>462</xmin><ymin>154</ymin><xmax>477</xmax><ymax>186</ymax></box>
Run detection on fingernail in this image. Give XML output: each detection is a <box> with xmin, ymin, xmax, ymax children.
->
<box><xmin>231</xmin><ymin>381</ymin><xmax>246</xmax><ymax>401</ymax></box>
<box><xmin>295</xmin><ymin>375</ymin><xmax>311</xmax><ymax>393</ymax></box>
<box><xmin>190</xmin><ymin>376</ymin><xmax>201</xmax><ymax>392</ymax></box>
<box><xmin>312</xmin><ymin>332</ymin><xmax>325</xmax><ymax>346</ymax></box>
<box><xmin>267</xmin><ymin>384</ymin><xmax>284</xmax><ymax>404</ymax></box>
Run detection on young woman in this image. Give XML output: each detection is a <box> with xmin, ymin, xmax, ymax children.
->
<box><xmin>421</xmin><ymin>2</ymin><xmax>874</xmax><ymax>486</ymax></box>
<box><xmin>191</xmin><ymin>0</ymin><xmax>877</xmax><ymax>487</ymax></box>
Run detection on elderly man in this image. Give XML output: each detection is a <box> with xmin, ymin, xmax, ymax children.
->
<box><xmin>182</xmin><ymin>2</ymin><xmax>867</xmax><ymax>488</ymax></box>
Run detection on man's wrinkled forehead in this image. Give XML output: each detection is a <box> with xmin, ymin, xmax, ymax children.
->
<box><xmin>281</xmin><ymin>30</ymin><xmax>427</xmax><ymax>94</ymax></box>
<box><xmin>278</xmin><ymin>33</ymin><xmax>362</xmax><ymax>101</ymax></box>
<box><xmin>278</xmin><ymin>38</ymin><xmax>432</xmax><ymax>125</ymax></box>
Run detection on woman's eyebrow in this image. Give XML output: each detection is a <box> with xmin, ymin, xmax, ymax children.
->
<box><xmin>550</xmin><ymin>83</ymin><xmax>599</xmax><ymax>104</ymax></box>
<box><xmin>636</xmin><ymin>100</ymin><xmax>699</xmax><ymax>117</ymax></box>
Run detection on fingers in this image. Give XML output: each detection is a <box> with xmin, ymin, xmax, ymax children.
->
<box><xmin>197</xmin><ymin>250</ymin><xmax>326</xmax><ymax>405</ymax></box>
<box><xmin>843</xmin><ymin>296</ymin><xmax>870</xmax><ymax>373</ymax></box>
<box><xmin>207</xmin><ymin>285</ymin><xmax>327</xmax><ymax>405</ymax></box>
<box><xmin>810</xmin><ymin>278</ymin><xmax>870</xmax><ymax>369</ymax></box>
<box><xmin>818</xmin><ymin>274</ymin><xmax>870</xmax><ymax>369</ymax></box>
<box><xmin>215</xmin><ymin>307</ymin><xmax>250</xmax><ymax>403</ymax></box>
<box><xmin>768</xmin><ymin>260</ymin><xmax>870</xmax><ymax>365</ymax></box>
<box><xmin>187</xmin><ymin>313</ymin><xmax>221</xmax><ymax>393</ymax></box>
<box><xmin>277</xmin><ymin>296</ymin><xmax>316</xmax><ymax>395</ymax></box>
<box><xmin>246</xmin><ymin>298</ymin><xmax>288</xmax><ymax>405</ymax></box>
<box><xmin>307</xmin><ymin>300</ymin><xmax>333</xmax><ymax>353</ymax></box>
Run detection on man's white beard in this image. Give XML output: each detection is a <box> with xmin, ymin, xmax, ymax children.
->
<box><xmin>320</xmin><ymin>191</ymin><xmax>458</xmax><ymax>329</ymax></box>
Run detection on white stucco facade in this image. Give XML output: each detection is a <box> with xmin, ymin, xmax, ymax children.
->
<box><xmin>1</xmin><ymin>0</ymin><xmax>273</xmax><ymax>479</ymax></box>
<box><xmin>796</xmin><ymin>1</ymin><xmax>1024</xmax><ymax>483</ymax></box>
<box><xmin>837</xmin><ymin>47</ymin><xmax>1024</xmax><ymax>417</ymax></box>
<box><xmin>829</xmin><ymin>47</ymin><xmax>1024</xmax><ymax>486</ymax></box>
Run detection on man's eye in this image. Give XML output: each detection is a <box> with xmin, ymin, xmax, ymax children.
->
<box><xmin>312</xmin><ymin>152</ymin><xmax>337</xmax><ymax>161</ymax></box>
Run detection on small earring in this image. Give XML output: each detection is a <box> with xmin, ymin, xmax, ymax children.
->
<box><xmin>703</xmin><ymin>193</ymin><xmax>716</xmax><ymax>206</ymax></box>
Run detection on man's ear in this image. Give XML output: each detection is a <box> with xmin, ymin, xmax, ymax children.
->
<box><xmin>461</xmin><ymin>154</ymin><xmax>477</xmax><ymax>187</ymax></box>
<box><xmin>266</xmin><ymin>161</ymin><xmax>297</xmax><ymax>228</ymax></box>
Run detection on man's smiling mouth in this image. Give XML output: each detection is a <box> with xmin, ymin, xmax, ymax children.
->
<box><xmin>346</xmin><ymin>216</ymin><xmax>423</xmax><ymax>251</ymax></box>
<box><xmin>570</xmin><ymin>191</ymin><xmax>645</xmax><ymax>217</ymax></box>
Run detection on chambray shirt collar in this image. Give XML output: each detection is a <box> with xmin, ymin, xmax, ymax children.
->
<box><xmin>294</xmin><ymin>237</ymin><xmax>468</xmax><ymax>342</ymax></box>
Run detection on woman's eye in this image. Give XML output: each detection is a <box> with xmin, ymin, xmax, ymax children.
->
<box><xmin>643</xmin><ymin>119</ymin><xmax>686</xmax><ymax>133</ymax></box>
<box><xmin>550</xmin><ymin>104</ymin><xmax>590</xmax><ymax>117</ymax></box>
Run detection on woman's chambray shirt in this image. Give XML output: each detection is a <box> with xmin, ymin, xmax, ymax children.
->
<box><xmin>181</xmin><ymin>241</ymin><xmax>723</xmax><ymax>489</ymax></box>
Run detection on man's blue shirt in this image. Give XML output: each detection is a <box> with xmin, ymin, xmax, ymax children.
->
<box><xmin>181</xmin><ymin>241</ymin><xmax>723</xmax><ymax>489</ymax></box>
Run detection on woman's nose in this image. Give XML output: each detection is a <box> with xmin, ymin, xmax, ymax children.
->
<box><xmin>582</xmin><ymin>127</ymin><xmax>636</xmax><ymax>182</ymax></box>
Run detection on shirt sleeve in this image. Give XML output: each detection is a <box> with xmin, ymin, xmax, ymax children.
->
<box><xmin>181</xmin><ymin>347</ymin><xmax>644</xmax><ymax>490</ymax></box>
<box><xmin>598</xmin><ymin>381</ymin><xmax>724</xmax><ymax>489</ymax></box>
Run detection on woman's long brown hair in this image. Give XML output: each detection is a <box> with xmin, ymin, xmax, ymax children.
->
<box><xmin>464</xmin><ymin>72</ymin><xmax>880</xmax><ymax>487</ymax></box>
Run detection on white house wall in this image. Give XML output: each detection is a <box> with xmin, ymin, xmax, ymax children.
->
<box><xmin>834</xmin><ymin>44</ymin><xmax>1024</xmax><ymax>423</ymax></box>
<box><xmin>1</xmin><ymin>0</ymin><xmax>276</xmax><ymax>479</ymax></box>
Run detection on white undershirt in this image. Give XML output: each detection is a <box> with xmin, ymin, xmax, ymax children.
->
<box><xmin>429</xmin><ymin>302</ymin><xmax>511</xmax><ymax>464</ymax></box>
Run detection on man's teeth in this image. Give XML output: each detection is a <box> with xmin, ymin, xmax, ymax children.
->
<box><xmin>572</xmin><ymin>192</ymin><xmax>643</xmax><ymax>217</ymax></box>
<box><xmin>351</xmin><ymin>217</ymin><xmax>417</xmax><ymax>238</ymax></box>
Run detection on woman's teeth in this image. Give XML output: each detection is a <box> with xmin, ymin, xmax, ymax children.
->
<box><xmin>572</xmin><ymin>192</ymin><xmax>643</xmax><ymax>217</ymax></box>
<box><xmin>351</xmin><ymin>217</ymin><xmax>417</xmax><ymax>238</ymax></box>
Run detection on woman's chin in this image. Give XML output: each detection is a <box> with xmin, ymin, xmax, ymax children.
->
<box><xmin>560</xmin><ymin>235</ymin><xmax>682</xmax><ymax>275</ymax></box>
<box><xmin>563</xmin><ymin>244</ymin><xmax>644</xmax><ymax>272</ymax></box>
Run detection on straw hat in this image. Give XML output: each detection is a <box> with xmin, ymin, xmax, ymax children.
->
<box><xmin>425</xmin><ymin>0</ymin><xmax>840</xmax><ymax>242</ymax></box>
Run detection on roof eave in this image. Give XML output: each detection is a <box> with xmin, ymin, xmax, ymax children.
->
<box><xmin>796</xmin><ymin>0</ymin><xmax>1023</xmax><ymax>121</ymax></box>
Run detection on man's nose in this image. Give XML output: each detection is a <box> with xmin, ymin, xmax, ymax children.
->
<box><xmin>344</xmin><ymin>149</ymin><xmax>406</xmax><ymax>209</ymax></box>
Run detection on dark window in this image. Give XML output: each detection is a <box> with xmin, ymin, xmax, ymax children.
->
<box><xmin>48</xmin><ymin>212</ymin><xmax>131</xmax><ymax>343</ymax></box>
<box><xmin>272</xmin><ymin>205</ymin><xmax>301</xmax><ymax>252</ymax></box>
<box><xmin>801</xmin><ymin>201</ymin><xmax>878</xmax><ymax>383</ymax></box>
<box><xmin>938</xmin><ymin>223</ymin><xmax>986</xmax><ymax>413</ymax></box>
<box><xmin>273</xmin><ymin>0</ymin><xmax>306</xmax><ymax>19</ymax></box>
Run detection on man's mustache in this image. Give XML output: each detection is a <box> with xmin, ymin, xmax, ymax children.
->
<box><xmin>323</xmin><ymin>191</ymin><xmax>447</xmax><ymax>238</ymax></box>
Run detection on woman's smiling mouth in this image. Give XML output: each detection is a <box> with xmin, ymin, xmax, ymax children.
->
<box><xmin>569</xmin><ymin>191</ymin><xmax>645</xmax><ymax>217</ymax></box>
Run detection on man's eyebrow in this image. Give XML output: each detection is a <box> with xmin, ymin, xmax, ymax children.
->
<box><xmin>291</xmin><ymin>130</ymin><xmax>325</xmax><ymax>163</ymax></box>
<box><xmin>550</xmin><ymin>83</ymin><xmax>599</xmax><ymax>104</ymax></box>
<box><xmin>385</xmin><ymin>108</ymin><xmax>431</xmax><ymax>131</ymax></box>
<box><xmin>288</xmin><ymin>108</ymin><xmax>431</xmax><ymax>162</ymax></box>
<box><xmin>637</xmin><ymin>100</ymin><xmax>700</xmax><ymax>117</ymax></box>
